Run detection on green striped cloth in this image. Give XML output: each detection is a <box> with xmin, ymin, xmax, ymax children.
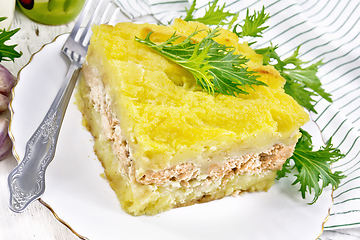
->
<box><xmin>113</xmin><ymin>0</ymin><xmax>360</xmax><ymax>237</ymax></box>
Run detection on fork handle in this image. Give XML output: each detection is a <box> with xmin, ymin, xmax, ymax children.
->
<box><xmin>8</xmin><ymin>62</ymin><xmax>81</xmax><ymax>212</ymax></box>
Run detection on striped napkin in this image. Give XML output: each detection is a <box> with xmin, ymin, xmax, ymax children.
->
<box><xmin>113</xmin><ymin>0</ymin><xmax>360</xmax><ymax>237</ymax></box>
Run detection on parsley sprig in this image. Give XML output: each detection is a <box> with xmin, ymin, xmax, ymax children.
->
<box><xmin>256</xmin><ymin>45</ymin><xmax>331</xmax><ymax>114</ymax></box>
<box><xmin>0</xmin><ymin>17</ymin><xmax>22</xmax><ymax>62</ymax></box>
<box><xmin>135</xmin><ymin>28</ymin><xmax>266</xmax><ymax>96</ymax></box>
<box><xmin>233</xmin><ymin>6</ymin><xmax>270</xmax><ymax>39</ymax></box>
<box><xmin>277</xmin><ymin>130</ymin><xmax>346</xmax><ymax>204</ymax></box>
<box><xmin>184</xmin><ymin>0</ymin><xmax>238</xmax><ymax>27</ymax></box>
<box><xmin>184</xmin><ymin>1</ymin><xmax>269</xmax><ymax>38</ymax></box>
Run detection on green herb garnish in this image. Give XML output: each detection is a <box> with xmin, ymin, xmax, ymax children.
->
<box><xmin>277</xmin><ymin>129</ymin><xmax>346</xmax><ymax>204</ymax></box>
<box><xmin>0</xmin><ymin>17</ymin><xmax>22</xmax><ymax>62</ymax></box>
<box><xmin>256</xmin><ymin>45</ymin><xmax>332</xmax><ymax>113</ymax></box>
<box><xmin>184</xmin><ymin>0</ymin><xmax>237</xmax><ymax>27</ymax></box>
<box><xmin>135</xmin><ymin>28</ymin><xmax>266</xmax><ymax>96</ymax></box>
<box><xmin>233</xmin><ymin>6</ymin><xmax>270</xmax><ymax>39</ymax></box>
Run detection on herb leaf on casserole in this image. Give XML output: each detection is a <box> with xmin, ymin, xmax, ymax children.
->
<box><xmin>135</xmin><ymin>28</ymin><xmax>267</xmax><ymax>96</ymax></box>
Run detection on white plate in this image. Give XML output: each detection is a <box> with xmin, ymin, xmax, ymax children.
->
<box><xmin>9</xmin><ymin>33</ymin><xmax>332</xmax><ymax>240</ymax></box>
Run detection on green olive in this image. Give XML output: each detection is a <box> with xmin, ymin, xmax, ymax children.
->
<box><xmin>17</xmin><ymin>0</ymin><xmax>86</xmax><ymax>25</ymax></box>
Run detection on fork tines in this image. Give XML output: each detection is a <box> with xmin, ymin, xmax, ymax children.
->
<box><xmin>64</xmin><ymin>0</ymin><xmax>117</xmax><ymax>54</ymax></box>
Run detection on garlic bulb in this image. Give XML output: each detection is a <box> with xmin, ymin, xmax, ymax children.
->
<box><xmin>0</xmin><ymin>64</ymin><xmax>15</xmax><ymax>94</ymax></box>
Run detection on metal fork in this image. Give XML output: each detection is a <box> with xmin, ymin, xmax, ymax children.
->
<box><xmin>7</xmin><ymin>0</ymin><xmax>116</xmax><ymax>213</ymax></box>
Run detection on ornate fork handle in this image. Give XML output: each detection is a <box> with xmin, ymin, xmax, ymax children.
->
<box><xmin>8</xmin><ymin>62</ymin><xmax>81</xmax><ymax>212</ymax></box>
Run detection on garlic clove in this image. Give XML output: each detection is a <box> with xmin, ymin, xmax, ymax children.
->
<box><xmin>0</xmin><ymin>116</ymin><xmax>12</xmax><ymax>160</ymax></box>
<box><xmin>0</xmin><ymin>93</ymin><xmax>10</xmax><ymax>112</ymax></box>
<box><xmin>0</xmin><ymin>64</ymin><xmax>15</xmax><ymax>95</ymax></box>
<box><xmin>0</xmin><ymin>135</ymin><xmax>12</xmax><ymax>160</ymax></box>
